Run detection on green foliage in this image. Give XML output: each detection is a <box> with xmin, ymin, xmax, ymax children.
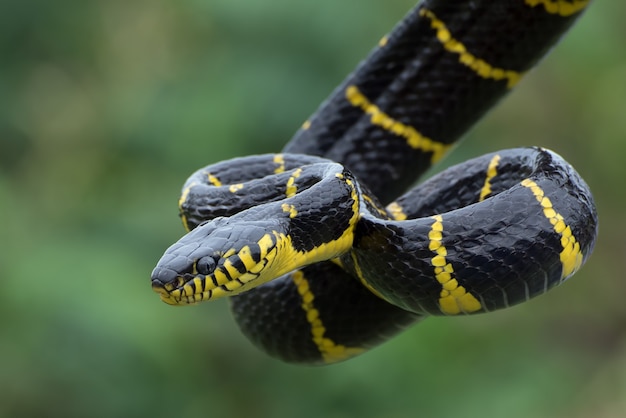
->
<box><xmin>1</xmin><ymin>1</ymin><xmax>625</xmax><ymax>417</ymax></box>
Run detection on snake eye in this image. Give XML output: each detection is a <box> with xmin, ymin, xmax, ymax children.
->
<box><xmin>196</xmin><ymin>256</ymin><xmax>217</xmax><ymax>275</ymax></box>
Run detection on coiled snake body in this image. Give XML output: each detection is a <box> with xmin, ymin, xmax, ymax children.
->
<box><xmin>152</xmin><ymin>0</ymin><xmax>598</xmax><ymax>365</ymax></box>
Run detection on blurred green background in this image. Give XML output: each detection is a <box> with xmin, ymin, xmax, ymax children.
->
<box><xmin>1</xmin><ymin>0</ymin><xmax>625</xmax><ymax>417</ymax></box>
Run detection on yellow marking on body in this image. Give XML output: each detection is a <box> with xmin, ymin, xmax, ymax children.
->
<box><xmin>419</xmin><ymin>9</ymin><xmax>522</xmax><ymax>88</ymax></box>
<box><xmin>331</xmin><ymin>257</ymin><xmax>344</xmax><ymax>269</ymax></box>
<box><xmin>286</xmin><ymin>168</ymin><xmax>303</xmax><ymax>198</ymax></box>
<box><xmin>281</xmin><ymin>203</ymin><xmax>298</xmax><ymax>218</ymax></box>
<box><xmin>386</xmin><ymin>201</ymin><xmax>407</xmax><ymax>221</ymax></box>
<box><xmin>292</xmin><ymin>270</ymin><xmax>364</xmax><ymax>363</ymax></box>
<box><xmin>180</xmin><ymin>216</ymin><xmax>190</xmax><ymax>232</ymax></box>
<box><xmin>479</xmin><ymin>154</ymin><xmax>501</xmax><ymax>201</ymax></box>
<box><xmin>521</xmin><ymin>179</ymin><xmax>583</xmax><ymax>278</ymax></box>
<box><xmin>350</xmin><ymin>253</ymin><xmax>386</xmax><ymax>300</ymax></box>
<box><xmin>344</xmin><ymin>177</ymin><xmax>360</xmax><ymax>219</ymax></box>
<box><xmin>524</xmin><ymin>0</ymin><xmax>589</xmax><ymax>16</ymax></box>
<box><xmin>229</xmin><ymin>183</ymin><xmax>244</xmax><ymax>193</ymax></box>
<box><xmin>363</xmin><ymin>194</ymin><xmax>387</xmax><ymax>218</ymax></box>
<box><xmin>178</xmin><ymin>181</ymin><xmax>198</xmax><ymax>231</ymax></box>
<box><xmin>207</xmin><ymin>173</ymin><xmax>222</xmax><ymax>187</ymax></box>
<box><xmin>429</xmin><ymin>215</ymin><xmax>482</xmax><ymax>314</ymax></box>
<box><xmin>345</xmin><ymin>85</ymin><xmax>450</xmax><ymax>162</ymax></box>
<box><xmin>273</xmin><ymin>154</ymin><xmax>285</xmax><ymax>173</ymax></box>
<box><xmin>302</xmin><ymin>120</ymin><xmax>311</xmax><ymax>130</ymax></box>
<box><xmin>178</xmin><ymin>182</ymin><xmax>196</xmax><ymax>209</ymax></box>
<box><xmin>378</xmin><ymin>35</ymin><xmax>388</xmax><ymax>47</ymax></box>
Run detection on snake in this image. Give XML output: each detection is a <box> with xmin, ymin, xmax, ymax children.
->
<box><xmin>151</xmin><ymin>0</ymin><xmax>598</xmax><ymax>365</ymax></box>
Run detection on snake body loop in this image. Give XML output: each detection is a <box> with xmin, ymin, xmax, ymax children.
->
<box><xmin>152</xmin><ymin>0</ymin><xmax>598</xmax><ymax>364</ymax></box>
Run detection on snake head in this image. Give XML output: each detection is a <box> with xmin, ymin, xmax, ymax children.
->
<box><xmin>151</xmin><ymin>216</ymin><xmax>289</xmax><ymax>305</ymax></box>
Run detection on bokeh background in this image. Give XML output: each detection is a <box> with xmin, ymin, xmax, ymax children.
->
<box><xmin>1</xmin><ymin>0</ymin><xmax>625</xmax><ymax>417</ymax></box>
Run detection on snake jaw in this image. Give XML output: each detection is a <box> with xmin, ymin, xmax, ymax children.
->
<box><xmin>151</xmin><ymin>250</ymin><xmax>278</xmax><ymax>305</ymax></box>
<box><xmin>151</xmin><ymin>218</ymin><xmax>287</xmax><ymax>305</ymax></box>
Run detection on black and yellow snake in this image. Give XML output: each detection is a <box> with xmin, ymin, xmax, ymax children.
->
<box><xmin>151</xmin><ymin>0</ymin><xmax>598</xmax><ymax>365</ymax></box>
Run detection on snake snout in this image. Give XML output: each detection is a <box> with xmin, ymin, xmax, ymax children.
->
<box><xmin>150</xmin><ymin>266</ymin><xmax>178</xmax><ymax>296</ymax></box>
<box><xmin>151</xmin><ymin>267</ymin><xmax>173</xmax><ymax>283</ymax></box>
